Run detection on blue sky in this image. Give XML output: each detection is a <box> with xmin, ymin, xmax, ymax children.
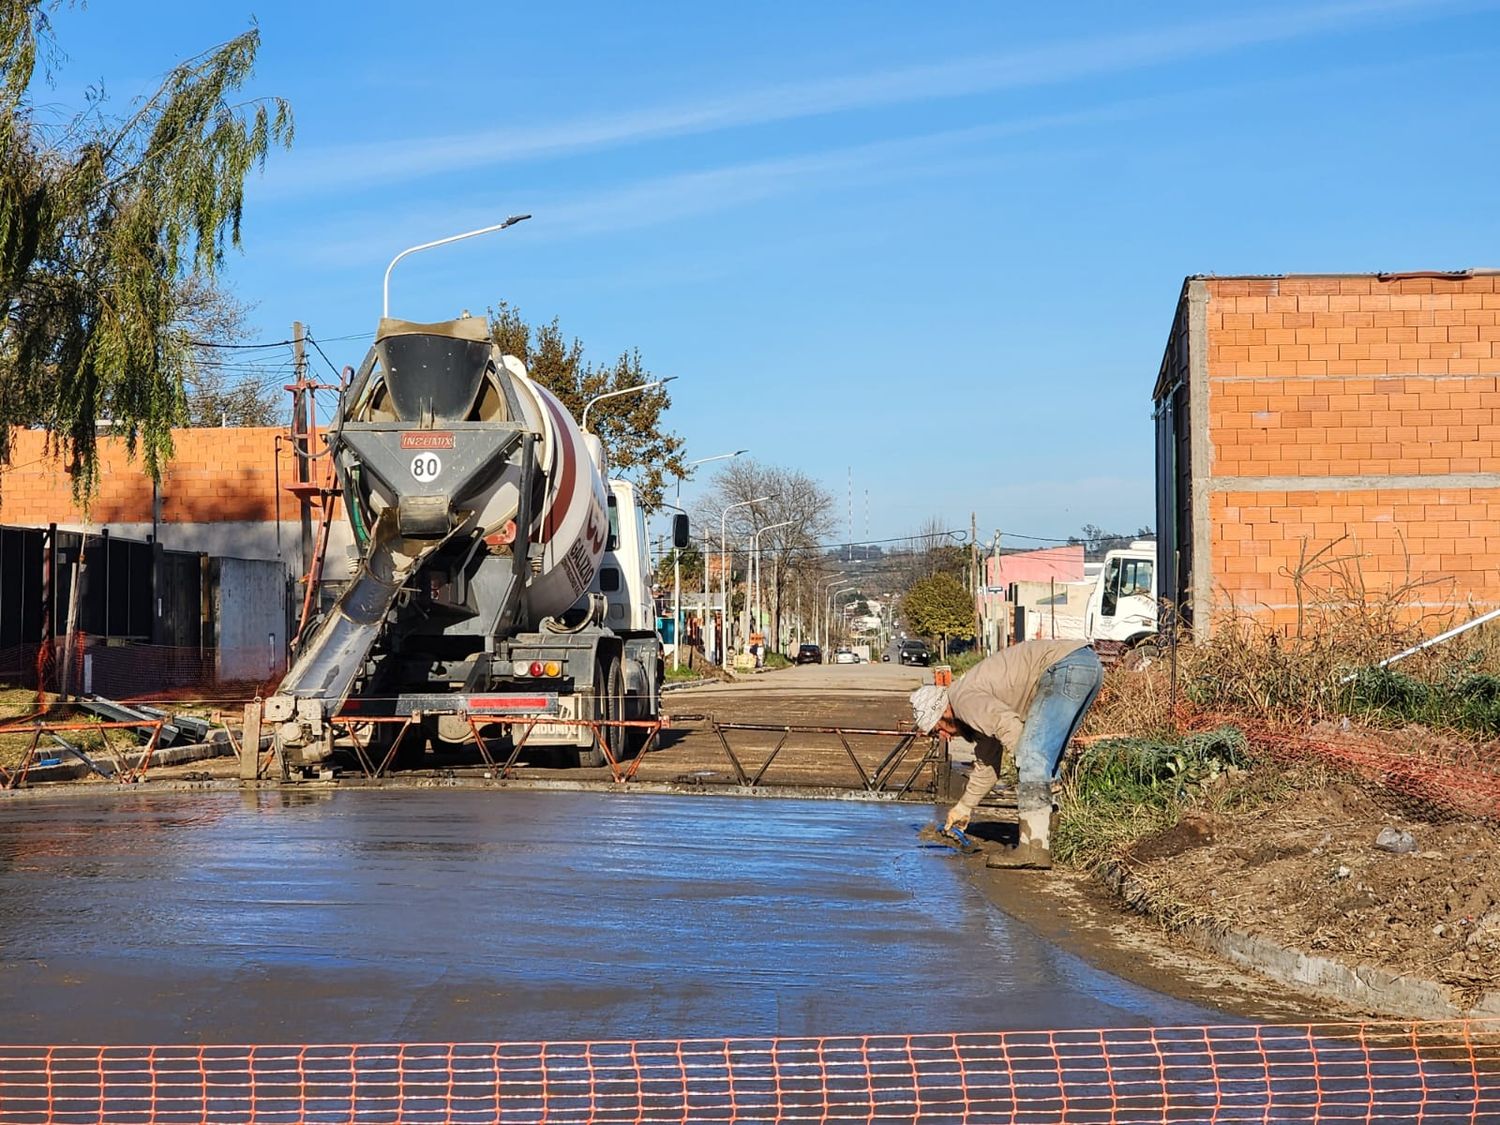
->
<box><xmin>43</xmin><ymin>0</ymin><xmax>1500</xmax><ymax>547</ymax></box>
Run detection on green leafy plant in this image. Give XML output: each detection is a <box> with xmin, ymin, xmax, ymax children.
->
<box><xmin>1053</xmin><ymin>725</ymin><xmax>1250</xmax><ymax>866</ymax></box>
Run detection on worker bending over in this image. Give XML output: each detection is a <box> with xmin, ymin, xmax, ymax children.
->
<box><xmin>910</xmin><ymin>639</ymin><xmax>1103</xmax><ymax>869</ymax></box>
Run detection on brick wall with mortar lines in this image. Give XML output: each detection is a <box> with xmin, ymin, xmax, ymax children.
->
<box><xmin>1202</xmin><ymin>274</ymin><xmax>1500</xmax><ymax>623</ymax></box>
<box><xmin>0</xmin><ymin>426</ymin><xmax>333</xmax><ymax>528</ymax></box>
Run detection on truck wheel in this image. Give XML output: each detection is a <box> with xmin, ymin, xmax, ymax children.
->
<box><xmin>579</xmin><ymin>654</ymin><xmax>623</xmax><ymax>768</ymax></box>
<box><xmin>623</xmin><ymin>655</ymin><xmax>658</xmax><ymax>759</ymax></box>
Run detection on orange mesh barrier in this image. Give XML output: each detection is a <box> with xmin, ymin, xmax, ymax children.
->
<box><xmin>1186</xmin><ymin>714</ymin><xmax>1500</xmax><ymax>822</ymax></box>
<box><xmin>0</xmin><ymin>1020</ymin><xmax>1495</xmax><ymax>1123</ymax></box>
<box><xmin>0</xmin><ymin>640</ymin><xmax>281</xmax><ymax>705</ymax></box>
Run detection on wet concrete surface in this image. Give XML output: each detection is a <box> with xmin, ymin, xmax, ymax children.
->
<box><xmin>0</xmin><ymin>789</ymin><xmax>1228</xmax><ymax>1045</ymax></box>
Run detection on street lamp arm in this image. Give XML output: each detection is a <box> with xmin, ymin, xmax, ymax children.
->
<box><xmin>582</xmin><ymin>376</ymin><xmax>677</xmax><ymax>432</ymax></box>
<box><xmin>675</xmin><ymin>449</ymin><xmax>749</xmax><ymax>506</ymax></box>
<box><xmin>685</xmin><ymin>451</ymin><xmax>747</xmax><ymax>469</ymax></box>
<box><xmin>825</xmin><ymin>584</ymin><xmax>860</xmax><ymax>651</ymax></box>
<box><xmin>751</xmin><ymin>518</ymin><xmax>796</xmax><ymax>547</ymax></box>
<box><xmin>383</xmin><ymin>215</ymin><xmax>530</xmax><ymax>317</ymax></box>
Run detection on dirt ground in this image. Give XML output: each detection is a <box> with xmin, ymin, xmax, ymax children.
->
<box><xmin>1121</xmin><ymin>765</ymin><xmax>1500</xmax><ymax>1006</ymax></box>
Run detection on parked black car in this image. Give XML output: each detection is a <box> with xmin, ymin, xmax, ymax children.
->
<box><xmin>795</xmin><ymin>643</ymin><xmax>823</xmax><ymax>665</ymax></box>
<box><xmin>897</xmin><ymin>640</ymin><xmax>932</xmax><ymax>666</ymax></box>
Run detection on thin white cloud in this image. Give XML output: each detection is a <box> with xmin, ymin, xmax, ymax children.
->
<box><xmin>261</xmin><ymin>0</ymin><xmax>1474</xmax><ymax>198</ymax></box>
<box><xmin>261</xmin><ymin>99</ymin><xmax>1141</xmax><ymax>271</ymax></box>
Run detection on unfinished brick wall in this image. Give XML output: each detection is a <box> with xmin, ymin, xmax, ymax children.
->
<box><xmin>1199</xmin><ymin>273</ymin><xmax>1500</xmax><ymax>627</ymax></box>
<box><xmin>0</xmin><ymin>426</ymin><xmax>318</xmax><ymax>527</ymax></box>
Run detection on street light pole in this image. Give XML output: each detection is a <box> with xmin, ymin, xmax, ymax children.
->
<box><xmin>828</xmin><ymin>585</ymin><xmax>859</xmax><ymax>653</ymax></box>
<box><xmin>750</xmin><ymin>519</ymin><xmax>794</xmax><ymax>655</ymax></box>
<box><xmin>672</xmin><ymin>450</ymin><xmax>747</xmax><ymax>671</ymax></box>
<box><xmin>720</xmin><ymin>496</ymin><xmax>770</xmax><ymax>669</ymax></box>
<box><xmin>814</xmin><ymin>575</ymin><xmax>848</xmax><ymax>648</ymax></box>
<box><xmin>581</xmin><ymin>376</ymin><xmax>677</xmax><ymax>433</ymax></box>
<box><xmin>383</xmin><ymin>215</ymin><xmax>530</xmax><ymax>317</ymax></box>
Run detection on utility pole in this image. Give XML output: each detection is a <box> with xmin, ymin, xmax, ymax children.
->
<box><xmin>991</xmin><ymin>529</ymin><xmax>1002</xmax><ymax>652</ymax></box>
<box><xmin>970</xmin><ymin>511</ymin><xmax>980</xmax><ymax>653</ymax></box>
<box><xmin>292</xmin><ymin>322</ymin><xmax>311</xmax><ymax>575</ymax></box>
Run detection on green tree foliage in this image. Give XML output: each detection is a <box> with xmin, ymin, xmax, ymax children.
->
<box><xmin>490</xmin><ymin>302</ymin><xmax>685</xmax><ymax>512</ymax></box>
<box><xmin>903</xmin><ymin>572</ymin><xmax>975</xmax><ymax>655</ymax></box>
<box><xmin>0</xmin><ymin>4</ymin><xmax>292</xmax><ymax>494</ymax></box>
<box><xmin>653</xmin><ymin>543</ymin><xmax>704</xmax><ymax>590</ymax></box>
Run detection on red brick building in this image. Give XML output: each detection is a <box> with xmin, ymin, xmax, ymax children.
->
<box><xmin>0</xmin><ymin>426</ymin><xmax>334</xmax><ymax>576</ymax></box>
<box><xmin>1153</xmin><ymin>271</ymin><xmax>1500</xmax><ymax>637</ymax></box>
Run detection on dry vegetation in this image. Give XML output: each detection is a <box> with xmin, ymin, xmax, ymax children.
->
<box><xmin>1057</xmin><ymin>558</ymin><xmax>1500</xmax><ymax>1005</ymax></box>
<box><xmin>0</xmin><ymin>689</ymin><xmax>119</xmax><ymax>773</ymax></box>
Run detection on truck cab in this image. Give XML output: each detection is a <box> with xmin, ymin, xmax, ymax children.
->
<box><xmin>597</xmin><ymin>479</ymin><xmax>655</xmax><ymax>634</ymax></box>
<box><xmin>1084</xmin><ymin>541</ymin><xmax>1158</xmax><ymax>652</ymax></box>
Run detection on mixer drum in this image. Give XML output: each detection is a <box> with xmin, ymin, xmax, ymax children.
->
<box><xmin>338</xmin><ymin>317</ymin><xmax>609</xmax><ymax>620</ymax></box>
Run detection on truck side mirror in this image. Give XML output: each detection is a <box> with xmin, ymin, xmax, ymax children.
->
<box><xmin>672</xmin><ymin>513</ymin><xmax>690</xmax><ymax>549</ymax></box>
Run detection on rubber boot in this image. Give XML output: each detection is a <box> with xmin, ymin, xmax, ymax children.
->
<box><xmin>986</xmin><ymin>804</ymin><xmax>1054</xmax><ymax>870</ymax></box>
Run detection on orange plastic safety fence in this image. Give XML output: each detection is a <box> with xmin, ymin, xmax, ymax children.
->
<box><xmin>0</xmin><ymin>639</ymin><xmax>279</xmax><ymax>707</ymax></box>
<box><xmin>1188</xmin><ymin>713</ymin><xmax>1500</xmax><ymax>822</ymax></box>
<box><xmin>0</xmin><ymin>1019</ymin><xmax>1496</xmax><ymax>1123</ymax></box>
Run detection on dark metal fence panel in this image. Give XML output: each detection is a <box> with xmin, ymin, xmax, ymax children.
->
<box><xmin>0</xmin><ymin>527</ymin><xmax>45</xmax><ymax>648</ymax></box>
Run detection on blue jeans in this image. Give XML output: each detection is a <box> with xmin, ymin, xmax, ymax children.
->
<box><xmin>1015</xmin><ymin>648</ymin><xmax>1104</xmax><ymax>832</ymax></box>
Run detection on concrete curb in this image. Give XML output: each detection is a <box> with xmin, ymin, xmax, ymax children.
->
<box><xmin>1095</xmin><ymin>858</ymin><xmax>1500</xmax><ymax>1020</ymax></box>
<box><xmin>662</xmin><ymin>677</ymin><xmax>720</xmax><ymax>692</ymax></box>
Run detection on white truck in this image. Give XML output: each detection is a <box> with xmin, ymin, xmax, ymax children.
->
<box><xmin>1082</xmin><ymin>540</ymin><xmax>1159</xmax><ymax>659</ymax></box>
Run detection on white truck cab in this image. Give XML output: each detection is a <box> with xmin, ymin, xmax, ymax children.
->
<box><xmin>598</xmin><ymin>479</ymin><xmax>655</xmax><ymax>633</ymax></box>
<box><xmin>1084</xmin><ymin>541</ymin><xmax>1158</xmax><ymax>652</ymax></box>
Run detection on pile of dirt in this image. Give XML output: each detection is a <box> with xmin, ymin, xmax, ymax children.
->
<box><xmin>1123</xmin><ymin>771</ymin><xmax>1500</xmax><ymax>1006</ymax></box>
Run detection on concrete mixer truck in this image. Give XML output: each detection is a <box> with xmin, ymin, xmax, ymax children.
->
<box><xmin>261</xmin><ymin>313</ymin><xmax>684</xmax><ymax>775</ymax></box>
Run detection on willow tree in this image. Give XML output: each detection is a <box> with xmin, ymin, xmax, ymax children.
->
<box><xmin>0</xmin><ymin>4</ymin><xmax>292</xmax><ymax>495</ymax></box>
<box><xmin>489</xmin><ymin>302</ymin><xmax>686</xmax><ymax>512</ymax></box>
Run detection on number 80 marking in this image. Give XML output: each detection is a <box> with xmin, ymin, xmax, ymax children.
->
<box><xmin>410</xmin><ymin>454</ymin><xmax>442</xmax><ymax>482</ymax></box>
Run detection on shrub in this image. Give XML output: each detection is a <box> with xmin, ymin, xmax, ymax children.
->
<box><xmin>1054</xmin><ymin>726</ymin><xmax>1250</xmax><ymax>867</ymax></box>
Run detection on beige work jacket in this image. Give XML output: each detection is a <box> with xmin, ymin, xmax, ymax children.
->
<box><xmin>947</xmin><ymin>638</ymin><xmax>1090</xmax><ymax>817</ymax></box>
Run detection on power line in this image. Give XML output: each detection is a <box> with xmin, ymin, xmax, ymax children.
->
<box><xmin>708</xmin><ymin>527</ymin><xmax>973</xmax><ymax>553</ymax></box>
<box><xmin>189</xmin><ymin>330</ymin><xmax>368</xmax><ymax>350</ymax></box>
<box><xmin>189</xmin><ymin>338</ymin><xmax>294</xmax><ymax>350</ymax></box>
<box><xmin>304</xmin><ymin>333</ymin><xmax>348</xmax><ymax>382</ymax></box>
<box><xmin>810</xmin><ymin>528</ymin><xmax>972</xmax><ymax>551</ymax></box>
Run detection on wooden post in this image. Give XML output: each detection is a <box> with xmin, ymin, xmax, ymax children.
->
<box><xmin>60</xmin><ymin>542</ymin><xmax>84</xmax><ymax>700</ymax></box>
<box><xmin>239</xmin><ymin>700</ymin><xmax>263</xmax><ymax>782</ymax></box>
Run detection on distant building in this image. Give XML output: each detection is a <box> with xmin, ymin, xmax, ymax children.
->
<box><xmin>1154</xmin><ymin>271</ymin><xmax>1500</xmax><ymax>638</ymax></box>
<box><xmin>978</xmin><ymin>544</ymin><xmax>1092</xmax><ymax>645</ymax></box>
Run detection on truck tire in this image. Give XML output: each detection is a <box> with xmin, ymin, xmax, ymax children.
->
<box><xmin>579</xmin><ymin>654</ymin><xmax>623</xmax><ymax>768</ymax></box>
<box><xmin>623</xmin><ymin>653</ymin><xmax>658</xmax><ymax>760</ymax></box>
